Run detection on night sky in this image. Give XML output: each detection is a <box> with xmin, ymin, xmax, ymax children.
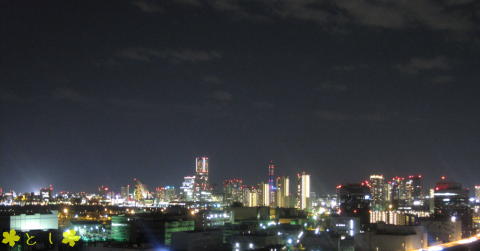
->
<box><xmin>1</xmin><ymin>0</ymin><xmax>480</xmax><ymax>194</ymax></box>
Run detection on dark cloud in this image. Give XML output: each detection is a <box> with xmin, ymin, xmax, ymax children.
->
<box><xmin>209</xmin><ymin>90</ymin><xmax>233</xmax><ymax>103</ymax></box>
<box><xmin>165</xmin><ymin>49</ymin><xmax>222</xmax><ymax>63</ymax></box>
<box><xmin>131</xmin><ymin>0</ymin><xmax>163</xmax><ymax>13</ymax></box>
<box><xmin>251</xmin><ymin>101</ymin><xmax>275</xmax><ymax>110</ymax></box>
<box><xmin>432</xmin><ymin>75</ymin><xmax>454</xmax><ymax>84</ymax></box>
<box><xmin>202</xmin><ymin>75</ymin><xmax>223</xmax><ymax>85</ymax></box>
<box><xmin>315</xmin><ymin>110</ymin><xmax>385</xmax><ymax>122</ymax></box>
<box><xmin>51</xmin><ymin>87</ymin><xmax>92</xmax><ymax>104</ymax></box>
<box><xmin>0</xmin><ymin>90</ymin><xmax>28</xmax><ymax>104</ymax></box>
<box><xmin>139</xmin><ymin>0</ymin><xmax>477</xmax><ymax>33</ymax></box>
<box><xmin>116</xmin><ymin>48</ymin><xmax>161</xmax><ymax>62</ymax></box>
<box><xmin>116</xmin><ymin>48</ymin><xmax>221</xmax><ymax>63</ymax></box>
<box><xmin>332</xmin><ymin>64</ymin><xmax>368</xmax><ymax>72</ymax></box>
<box><xmin>316</xmin><ymin>82</ymin><xmax>349</xmax><ymax>92</ymax></box>
<box><xmin>395</xmin><ymin>56</ymin><xmax>450</xmax><ymax>74</ymax></box>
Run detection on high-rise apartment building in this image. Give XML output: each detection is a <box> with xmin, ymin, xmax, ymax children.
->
<box><xmin>296</xmin><ymin>172</ymin><xmax>311</xmax><ymax>210</ymax></box>
<box><xmin>223</xmin><ymin>178</ymin><xmax>243</xmax><ymax>205</ymax></box>
<box><xmin>120</xmin><ymin>185</ymin><xmax>130</xmax><ymax>200</ymax></box>
<box><xmin>259</xmin><ymin>182</ymin><xmax>270</xmax><ymax>207</ymax></box>
<box><xmin>338</xmin><ymin>183</ymin><xmax>371</xmax><ymax>228</ymax></box>
<box><xmin>434</xmin><ymin>176</ymin><xmax>472</xmax><ymax>237</ymax></box>
<box><xmin>369</xmin><ymin>174</ymin><xmax>387</xmax><ymax>210</ymax></box>
<box><xmin>475</xmin><ymin>185</ymin><xmax>480</xmax><ymax>200</ymax></box>
<box><xmin>243</xmin><ymin>186</ymin><xmax>259</xmax><ymax>207</ymax></box>
<box><xmin>404</xmin><ymin>175</ymin><xmax>424</xmax><ymax>209</ymax></box>
<box><xmin>180</xmin><ymin>176</ymin><xmax>195</xmax><ymax>201</ymax></box>
<box><xmin>276</xmin><ymin>176</ymin><xmax>290</xmax><ymax>208</ymax></box>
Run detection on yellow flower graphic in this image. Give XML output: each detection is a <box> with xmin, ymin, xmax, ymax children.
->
<box><xmin>2</xmin><ymin>229</ymin><xmax>20</xmax><ymax>247</ymax></box>
<box><xmin>62</xmin><ymin>229</ymin><xmax>80</xmax><ymax>247</ymax></box>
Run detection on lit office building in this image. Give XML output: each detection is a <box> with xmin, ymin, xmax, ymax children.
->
<box><xmin>433</xmin><ymin>176</ymin><xmax>473</xmax><ymax>237</ymax></box>
<box><xmin>370</xmin><ymin>211</ymin><xmax>422</xmax><ymax>225</ymax></box>
<box><xmin>276</xmin><ymin>176</ymin><xmax>290</xmax><ymax>208</ymax></box>
<box><xmin>180</xmin><ymin>176</ymin><xmax>195</xmax><ymax>201</ymax></box>
<box><xmin>120</xmin><ymin>185</ymin><xmax>130</xmax><ymax>200</ymax></box>
<box><xmin>9</xmin><ymin>210</ymin><xmax>58</xmax><ymax>231</ymax></box>
<box><xmin>338</xmin><ymin>183</ymin><xmax>371</xmax><ymax>228</ymax></box>
<box><xmin>259</xmin><ymin>182</ymin><xmax>270</xmax><ymax>207</ymax></box>
<box><xmin>193</xmin><ymin>157</ymin><xmax>210</xmax><ymax>202</ymax></box>
<box><xmin>475</xmin><ymin>185</ymin><xmax>480</xmax><ymax>200</ymax></box>
<box><xmin>223</xmin><ymin>178</ymin><xmax>243</xmax><ymax>205</ymax></box>
<box><xmin>390</xmin><ymin>176</ymin><xmax>406</xmax><ymax>209</ymax></box>
<box><xmin>40</xmin><ymin>185</ymin><xmax>53</xmax><ymax>202</ymax></box>
<box><xmin>296</xmin><ymin>171</ymin><xmax>311</xmax><ymax>210</ymax></box>
<box><xmin>404</xmin><ymin>175</ymin><xmax>424</xmax><ymax>210</ymax></box>
<box><xmin>369</xmin><ymin>174</ymin><xmax>387</xmax><ymax>210</ymax></box>
<box><xmin>156</xmin><ymin>186</ymin><xmax>176</xmax><ymax>202</ymax></box>
<box><xmin>243</xmin><ymin>186</ymin><xmax>259</xmax><ymax>207</ymax></box>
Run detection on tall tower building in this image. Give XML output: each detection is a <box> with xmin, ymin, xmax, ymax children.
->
<box><xmin>404</xmin><ymin>175</ymin><xmax>424</xmax><ymax>209</ymax></box>
<box><xmin>180</xmin><ymin>176</ymin><xmax>195</xmax><ymax>201</ymax></box>
<box><xmin>434</xmin><ymin>176</ymin><xmax>472</xmax><ymax>237</ymax></box>
<box><xmin>193</xmin><ymin>156</ymin><xmax>210</xmax><ymax>202</ymax></box>
<box><xmin>223</xmin><ymin>178</ymin><xmax>243</xmax><ymax>205</ymax></box>
<box><xmin>369</xmin><ymin>174</ymin><xmax>387</xmax><ymax>210</ymax></box>
<box><xmin>121</xmin><ymin>185</ymin><xmax>130</xmax><ymax>200</ymax></box>
<box><xmin>390</xmin><ymin>176</ymin><xmax>406</xmax><ymax>209</ymax></box>
<box><xmin>268</xmin><ymin>161</ymin><xmax>276</xmax><ymax>207</ymax></box>
<box><xmin>474</xmin><ymin>185</ymin><xmax>480</xmax><ymax>200</ymax></box>
<box><xmin>259</xmin><ymin>182</ymin><xmax>270</xmax><ymax>207</ymax></box>
<box><xmin>40</xmin><ymin>185</ymin><xmax>53</xmax><ymax>202</ymax></box>
<box><xmin>338</xmin><ymin>183</ymin><xmax>371</xmax><ymax>228</ymax></box>
<box><xmin>296</xmin><ymin>172</ymin><xmax>311</xmax><ymax>210</ymax></box>
<box><xmin>276</xmin><ymin>176</ymin><xmax>290</xmax><ymax>208</ymax></box>
<box><xmin>243</xmin><ymin>186</ymin><xmax>259</xmax><ymax>207</ymax></box>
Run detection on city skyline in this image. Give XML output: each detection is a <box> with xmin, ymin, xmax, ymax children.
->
<box><xmin>0</xmin><ymin>155</ymin><xmax>477</xmax><ymax>199</ymax></box>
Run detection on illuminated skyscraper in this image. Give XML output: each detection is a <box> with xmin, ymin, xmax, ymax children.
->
<box><xmin>40</xmin><ymin>185</ymin><xmax>53</xmax><ymax>202</ymax></box>
<box><xmin>268</xmin><ymin>161</ymin><xmax>276</xmax><ymax>206</ymax></box>
<box><xmin>243</xmin><ymin>186</ymin><xmax>259</xmax><ymax>207</ymax></box>
<box><xmin>180</xmin><ymin>176</ymin><xmax>195</xmax><ymax>201</ymax></box>
<box><xmin>276</xmin><ymin>176</ymin><xmax>290</xmax><ymax>208</ymax></box>
<box><xmin>475</xmin><ymin>185</ymin><xmax>480</xmax><ymax>200</ymax></box>
<box><xmin>369</xmin><ymin>174</ymin><xmax>387</xmax><ymax>210</ymax></box>
<box><xmin>223</xmin><ymin>178</ymin><xmax>243</xmax><ymax>205</ymax></box>
<box><xmin>434</xmin><ymin>176</ymin><xmax>472</xmax><ymax>237</ymax></box>
<box><xmin>120</xmin><ymin>185</ymin><xmax>130</xmax><ymax>200</ymax></box>
<box><xmin>338</xmin><ymin>183</ymin><xmax>371</xmax><ymax>228</ymax></box>
<box><xmin>404</xmin><ymin>175</ymin><xmax>424</xmax><ymax>209</ymax></box>
<box><xmin>296</xmin><ymin>172</ymin><xmax>311</xmax><ymax>210</ymax></box>
<box><xmin>390</xmin><ymin>176</ymin><xmax>406</xmax><ymax>209</ymax></box>
<box><xmin>155</xmin><ymin>186</ymin><xmax>176</xmax><ymax>202</ymax></box>
<box><xmin>259</xmin><ymin>182</ymin><xmax>270</xmax><ymax>207</ymax></box>
<box><xmin>193</xmin><ymin>156</ymin><xmax>210</xmax><ymax>202</ymax></box>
